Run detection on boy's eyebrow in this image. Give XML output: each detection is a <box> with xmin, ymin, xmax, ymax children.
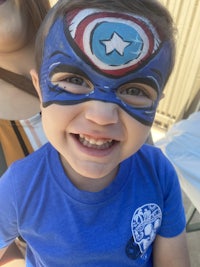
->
<box><xmin>49</xmin><ymin>64</ymin><xmax>90</xmax><ymax>79</ymax></box>
<box><xmin>49</xmin><ymin>50</ymin><xmax>71</xmax><ymax>59</ymax></box>
<box><xmin>128</xmin><ymin>78</ymin><xmax>159</xmax><ymax>93</ymax></box>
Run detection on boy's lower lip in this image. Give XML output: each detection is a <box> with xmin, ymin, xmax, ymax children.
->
<box><xmin>71</xmin><ymin>134</ymin><xmax>118</xmax><ymax>157</ymax></box>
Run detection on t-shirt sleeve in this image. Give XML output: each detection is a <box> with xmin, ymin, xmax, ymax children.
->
<box><xmin>158</xmin><ymin>155</ymin><xmax>186</xmax><ymax>237</ymax></box>
<box><xmin>0</xmin><ymin>166</ymin><xmax>19</xmax><ymax>248</ymax></box>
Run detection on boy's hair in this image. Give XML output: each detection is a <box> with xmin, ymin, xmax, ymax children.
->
<box><xmin>35</xmin><ymin>0</ymin><xmax>176</xmax><ymax>73</ymax></box>
<box><xmin>20</xmin><ymin>0</ymin><xmax>51</xmax><ymax>36</ymax></box>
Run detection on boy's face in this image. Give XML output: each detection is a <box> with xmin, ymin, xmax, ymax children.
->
<box><xmin>35</xmin><ymin>9</ymin><xmax>173</xmax><ymax>182</ymax></box>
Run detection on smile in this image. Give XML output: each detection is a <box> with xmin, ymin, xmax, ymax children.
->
<box><xmin>78</xmin><ymin>134</ymin><xmax>116</xmax><ymax>150</ymax></box>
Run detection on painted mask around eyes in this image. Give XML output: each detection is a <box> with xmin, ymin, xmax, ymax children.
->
<box><xmin>40</xmin><ymin>8</ymin><xmax>174</xmax><ymax>125</ymax></box>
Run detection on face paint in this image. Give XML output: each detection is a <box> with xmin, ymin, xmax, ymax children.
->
<box><xmin>40</xmin><ymin>8</ymin><xmax>173</xmax><ymax>125</ymax></box>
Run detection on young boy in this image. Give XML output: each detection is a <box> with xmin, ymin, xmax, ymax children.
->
<box><xmin>0</xmin><ymin>0</ymin><xmax>190</xmax><ymax>266</ymax></box>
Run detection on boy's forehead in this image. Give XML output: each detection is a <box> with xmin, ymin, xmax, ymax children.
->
<box><xmin>43</xmin><ymin>7</ymin><xmax>173</xmax><ymax>95</ymax></box>
<box><xmin>62</xmin><ymin>8</ymin><xmax>161</xmax><ymax>77</ymax></box>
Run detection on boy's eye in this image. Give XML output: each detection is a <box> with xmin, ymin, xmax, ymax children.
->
<box><xmin>119</xmin><ymin>87</ymin><xmax>145</xmax><ymax>96</ymax></box>
<box><xmin>117</xmin><ymin>83</ymin><xmax>157</xmax><ymax>108</ymax></box>
<box><xmin>51</xmin><ymin>73</ymin><xmax>93</xmax><ymax>94</ymax></box>
<box><xmin>67</xmin><ymin>76</ymin><xmax>87</xmax><ymax>86</ymax></box>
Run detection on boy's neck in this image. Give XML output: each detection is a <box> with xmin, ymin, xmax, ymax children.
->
<box><xmin>61</xmin><ymin>156</ymin><xmax>119</xmax><ymax>192</ymax></box>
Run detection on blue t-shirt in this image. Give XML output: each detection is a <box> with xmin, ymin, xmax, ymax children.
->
<box><xmin>0</xmin><ymin>143</ymin><xmax>185</xmax><ymax>267</ymax></box>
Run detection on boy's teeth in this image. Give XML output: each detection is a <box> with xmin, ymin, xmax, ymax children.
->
<box><xmin>79</xmin><ymin>134</ymin><xmax>112</xmax><ymax>146</ymax></box>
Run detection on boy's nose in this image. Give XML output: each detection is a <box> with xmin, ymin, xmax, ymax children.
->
<box><xmin>84</xmin><ymin>100</ymin><xmax>119</xmax><ymax>125</ymax></box>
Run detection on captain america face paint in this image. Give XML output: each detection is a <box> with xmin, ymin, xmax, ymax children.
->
<box><xmin>39</xmin><ymin>8</ymin><xmax>174</xmax><ymax>125</ymax></box>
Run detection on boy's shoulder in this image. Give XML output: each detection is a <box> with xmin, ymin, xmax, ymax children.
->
<box><xmin>135</xmin><ymin>143</ymin><xmax>174</xmax><ymax>170</ymax></box>
<box><xmin>9</xmin><ymin>142</ymin><xmax>55</xmax><ymax>172</ymax></box>
<box><xmin>0</xmin><ymin>143</ymin><xmax>58</xmax><ymax>195</ymax></box>
<box><xmin>138</xmin><ymin>143</ymin><xmax>164</xmax><ymax>158</ymax></box>
<box><xmin>23</xmin><ymin>141</ymin><xmax>52</xmax><ymax>158</ymax></box>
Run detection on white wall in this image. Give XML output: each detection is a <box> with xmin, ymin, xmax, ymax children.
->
<box><xmin>155</xmin><ymin>0</ymin><xmax>200</xmax><ymax>128</ymax></box>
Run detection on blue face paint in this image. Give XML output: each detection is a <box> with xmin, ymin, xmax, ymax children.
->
<box><xmin>40</xmin><ymin>9</ymin><xmax>173</xmax><ymax>125</ymax></box>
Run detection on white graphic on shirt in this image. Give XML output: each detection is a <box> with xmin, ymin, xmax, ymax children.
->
<box><xmin>131</xmin><ymin>203</ymin><xmax>162</xmax><ymax>254</ymax></box>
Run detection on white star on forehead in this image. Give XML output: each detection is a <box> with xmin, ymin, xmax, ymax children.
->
<box><xmin>102</xmin><ymin>32</ymin><xmax>131</xmax><ymax>56</ymax></box>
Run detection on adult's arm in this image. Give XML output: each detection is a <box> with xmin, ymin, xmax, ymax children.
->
<box><xmin>0</xmin><ymin>243</ymin><xmax>25</xmax><ymax>266</ymax></box>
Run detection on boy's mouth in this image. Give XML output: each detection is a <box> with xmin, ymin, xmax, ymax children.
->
<box><xmin>76</xmin><ymin>134</ymin><xmax>116</xmax><ymax>150</ymax></box>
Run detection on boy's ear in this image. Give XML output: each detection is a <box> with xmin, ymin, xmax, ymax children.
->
<box><xmin>30</xmin><ymin>69</ymin><xmax>42</xmax><ymax>101</ymax></box>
